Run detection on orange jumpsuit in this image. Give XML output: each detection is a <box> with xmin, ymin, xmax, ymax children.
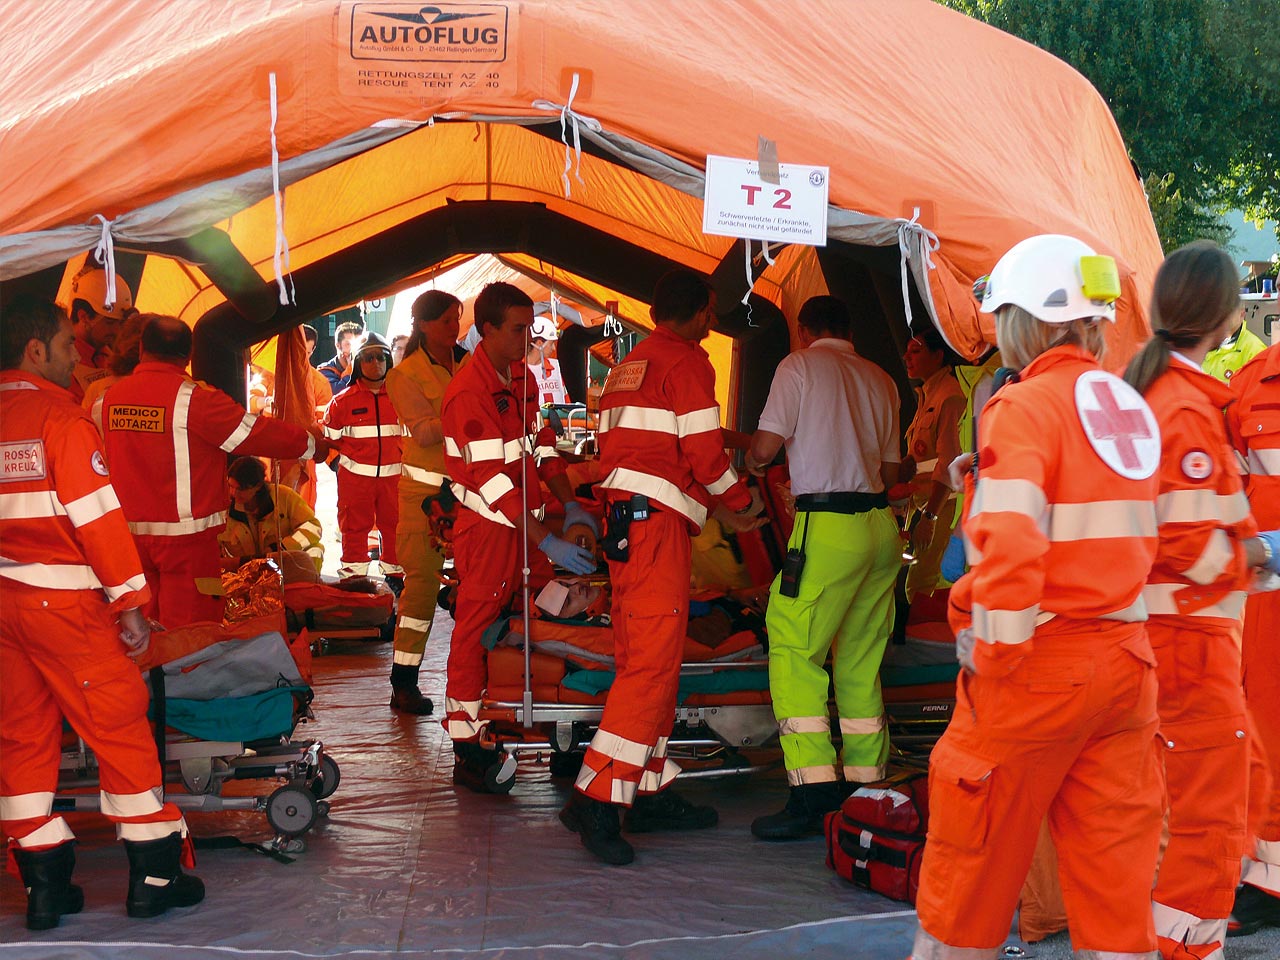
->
<box><xmin>440</xmin><ymin>345</ymin><xmax>560</xmax><ymax>742</ymax></box>
<box><xmin>1228</xmin><ymin>345</ymin><xmax>1280</xmax><ymax>903</ymax></box>
<box><xmin>1143</xmin><ymin>357</ymin><xmax>1258</xmax><ymax>960</ymax></box>
<box><xmin>575</xmin><ymin>325</ymin><xmax>751</xmax><ymax>806</ymax></box>
<box><xmin>0</xmin><ymin>371</ymin><xmax>189</xmax><ymax>858</ymax></box>
<box><xmin>323</xmin><ymin>380</ymin><xmax>404</xmax><ymax>578</ymax></box>
<box><xmin>913</xmin><ymin>345</ymin><xmax>1164</xmax><ymax>960</ymax></box>
<box><xmin>97</xmin><ymin>361</ymin><xmax>316</xmax><ymax>627</ymax></box>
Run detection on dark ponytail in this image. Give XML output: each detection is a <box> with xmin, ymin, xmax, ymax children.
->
<box><xmin>1125</xmin><ymin>241</ymin><xmax>1239</xmax><ymax>395</ymax></box>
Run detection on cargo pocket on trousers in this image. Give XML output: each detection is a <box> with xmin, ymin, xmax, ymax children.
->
<box><xmin>73</xmin><ymin>657</ymin><xmax>150</xmax><ymax>733</ymax></box>
<box><xmin>927</xmin><ymin>740</ymin><xmax>995</xmax><ymax>851</ymax></box>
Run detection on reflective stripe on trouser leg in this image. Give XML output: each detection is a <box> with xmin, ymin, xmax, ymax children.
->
<box><xmin>1</xmin><ymin>587</ymin><xmax>173</xmax><ymax>847</ymax></box>
<box><xmin>577</xmin><ymin>512</ymin><xmax>688</xmax><ymax>806</ymax></box>
<box><xmin>915</xmin><ymin>628</ymin><xmax>1162</xmax><ymax>953</ymax></box>
<box><xmin>767</xmin><ymin>509</ymin><xmax>897</xmax><ymax>783</ymax></box>
<box><xmin>440</xmin><ymin>512</ymin><xmax>520</xmax><ymax>742</ymax></box>
<box><xmin>1153</xmin><ymin>901</ymin><xmax>1226</xmax><ymax>960</ymax></box>
<box><xmin>393</xmin><ymin>479</ymin><xmax>445</xmax><ymax>663</ymax></box>
<box><xmin>1242</xmin><ymin>590</ymin><xmax>1280</xmax><ymax>895</ymax></box>
<box><xmin>1147</xmin><ymin>620</ymin><xmax>1248</xmax><ymax>939</ymax></box>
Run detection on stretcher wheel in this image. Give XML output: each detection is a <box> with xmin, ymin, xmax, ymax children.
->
<box><xmin>485</xmin><ymin>754</ymin><xmax>517</xmax><ymax>795</ymax></box>
<box><xmin>310</xmin><ymin>755</ymin><xmax>341</xmax><ymax>799</ymax></box>
<box><xmin>266</xmin><ymin>783</ymin><xmax>318</xmax><ymax>836</ymax></box>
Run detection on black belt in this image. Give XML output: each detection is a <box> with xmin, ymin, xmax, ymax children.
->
<box><xmin>794</xmin><ymin>491</ymin><xmax>888</xmax><ymax>514</ymax></box>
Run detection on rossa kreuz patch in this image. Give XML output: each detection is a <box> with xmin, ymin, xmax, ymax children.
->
<box><xmin>0</xmin><ymin>439</ymin><xmax>46</xmax><ymax>482</ymax></box>
<box><xmin>1180</xmin><ymin>449</ymin><xmax>1212</xmax><ymax>481</ymax></box>
<box><xmin>1073</xmin><ymin>371</ymin><xmax>1160</xmax><ymax>480</ymax></box>
<box><xmin>602</xmin><ymin>360</ymin><xmax>648</xmax><ymax>395</ymax></box>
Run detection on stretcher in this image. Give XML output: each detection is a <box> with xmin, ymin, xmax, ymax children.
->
<box><xmin>283</xmin><ymin>578</ymin><xmax>396</xmax><ymax>647</ymax></box>
<box><xmin>55</xmin><ymin>616</ymin><xmax>341</xmax><ymax>853</ymax></box>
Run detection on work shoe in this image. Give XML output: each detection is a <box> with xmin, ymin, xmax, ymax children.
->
<box><xmin>123</xmin><ymin>833</ymin><xmax>205</xmax><ymax>919</ymax></box>
<box><xmin>452</xmin><ymin>743</ymin><xmax>513</xmax><ymax>795</ymax></box>
<box><xmin>751</xmin><ymin>781</ymin><xmax>850</xmax><ymax>841</ymax></box>
<box><xmin>623</xmin><ymin>789</ymin><xmax>718</xmax><ymax>833</ymax></box>
<box><xmin>559</xmin><ymin>793</ymin><xmax>635</xmax><ymax>865</ymax></box>
<box><xmin>389</xmin><ymin>686</ymin><xmax>433</xmax><ymax>715</ymax></box>
<box><xmin>14</xmin><ymin>842</ymin><xmax>84</xmax><ymax>931</ymax></box>
<box><xmin>384</xmin><ymin>575</ymin><xmax>404</xmax><ymax>597</ymax></box>
<box><xmin>1228</xmin><ymin>883</ymin><xmax>1280</xmax><ymax>937</ymax></box>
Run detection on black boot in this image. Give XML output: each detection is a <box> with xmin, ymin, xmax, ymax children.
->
<box><xmin>452</xmin><ymin>743</ymin><xmax>513</xmax><ymax>794</ymax></box>
<box><xmin>1229</xmin><ymin>883</ymin><xmax>1280</xmax><ymax>937</ymax></box>
<box><xmin>751</xmin><ymin>781</ymin><xmax>849</xmax><ymax>841</ymax></box>
<box><xmin>14</xmin><ymin>842</ymin><xmax>84</xmax><ymax>931</ymax></box>
<box><xmin>384</xmin><ymin>575</ymin><xmax>404</xmax><ymax>597</ymax></box>
<box><xmin>559</xmin><ymin>793</ymin><xmax>635</xmax><ymax>865</ymax></box>
<box><xmin>623</xmin><ymin>789</ymin><xmax>718</xmax><ymax>833</ymax></box>
<box><xmin>124</xmin><ymin>833</ymin><xmax>205</xmax><ymax>919</ymax></box>
<box><xmin>389</xmin><ymin>663</ymin><xmax>433</xmax><ymax>715</ymax></box>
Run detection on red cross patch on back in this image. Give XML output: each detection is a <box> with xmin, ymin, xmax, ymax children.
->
<box><xmin>1073</xmin><ymin>371</ymin><xmax>1160</xmax><ymax>480</ymax></box>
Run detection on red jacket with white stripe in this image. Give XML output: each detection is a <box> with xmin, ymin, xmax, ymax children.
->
<box><xmin>950</xmin><ymin>346</ymin><xmax>1161</xmax><ymax>674</ymax></box>
<box><xmin>441</xmin><ymin>344</ymin><xmax>566</xmax><ymax>527</ymax></box>
<box><xmin>0</xmin><ymin>370</ymin><xmax>150</xmax><ymax>614</ymax></box>
<box><xmin>1228</xmin><ymin>344</ymin><xmax>1280</xmax><ymax>530</ymax></box>
<box><xmin>1143</xmin><ymin>358</ymin><xmax>1257</xmax><ymax>628</ymax></box>
<box><xmin>323</xmin><ymin>381</ymin><xmax>403</xmax><ymax>478</ymax></box>
<box><xmin>98</xmin><ymin>361</ymin><xmax>316</xmax><ymax>537</ymax></box>
<box><xmin>596</xmin><ymin>324</ymin><xmax>750</xmax><ymax>533</ymax></box>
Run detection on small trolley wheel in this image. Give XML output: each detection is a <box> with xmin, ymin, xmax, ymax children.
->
<box><xmin>485</xmin><ymin>754</ymin><xmax>517</xmax><ymax>795</ymax></box>
<box><xmin>310</xmin><ymin>755</ymin><xmax>341</xmax><ymax>800</ymax></box>
<box><xmin>266</xmin><ymin>783</ymin><xmax>318</xmax><ymax>837</ymax></box>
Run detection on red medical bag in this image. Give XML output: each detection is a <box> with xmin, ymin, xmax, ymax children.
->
<box><xmin>824</xmin><ymin>771</ymin><xmax>929</xmax><ymax>904</ymax></box>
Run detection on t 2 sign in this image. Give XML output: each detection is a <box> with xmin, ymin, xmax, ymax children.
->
<box><xmin>702</xmin><ymin>154</ymin><xmax>829</xmax><ymax>246</ymax></box>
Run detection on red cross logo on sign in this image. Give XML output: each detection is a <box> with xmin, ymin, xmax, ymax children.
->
<box><xmin>1073</xmin><ymin>371</ymin><xmax>1160</xmax><ymax>480</ymax></box>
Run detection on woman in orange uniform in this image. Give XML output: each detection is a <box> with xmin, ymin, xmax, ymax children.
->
<box><xmin>910</xmin><ymin>235</ymin><xmax>1166</xmax><ymax>960</ymax></box>
<box><xmin>1124</xmin><ymin>241</ymin><xmax>1279</xmax><ymax>960</ymax></box>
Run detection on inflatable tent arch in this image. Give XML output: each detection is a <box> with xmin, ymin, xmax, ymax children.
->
<box><xmin>0</xmin><ymin>0</ymin><xmax>1162</xmax><ymax>427</ymax></box>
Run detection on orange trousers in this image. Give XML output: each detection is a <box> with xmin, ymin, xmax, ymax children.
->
<box><xmin>1147</xmin><ymin>618</ymin><xmax>1250</xmax><ymax>960</ymax></box>
<box><xmin>576</xmin><ymin>510</ymin><xmax>689</xmax><ymax>807</ymax></box>
<box><xmin>913</xmin><ymin>621</ymin><xmax>1163</xmax><ymax>959</ymax></box>
<box><xmin>442</xmin><ymin>510</ymin><xmax>550</xmax><ymax>742</ymax></box>
<box><xmin>0</xmin><ymin>584</ymin><xmax>185</xmax><ymax>853</ymax></box>
<box><xmin>134</xmin><ymin>530</ymin><xmax>223</xmax><ymax>628</ymax></box>
<box><xmin>1242</xmin><ymin>590</ymin><xmax>1280</xmax><ymax>897</ymax></box>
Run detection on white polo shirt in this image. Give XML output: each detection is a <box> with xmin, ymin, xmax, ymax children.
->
<box><xmin>756</xmin><ymin>338</ymin><xmax>900</xmax><ymax>497</ymax></box>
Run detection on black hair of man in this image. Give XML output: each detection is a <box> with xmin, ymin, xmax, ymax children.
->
<box><xmin>227</xmin><ymin>455</ymin><xmax>267</xmax><ymax>488</ymax></box>
<box><xmin>913</xmin><ymin>323</ymin><xmax>949</xmax><ymax>355</ymax></box>
<box><xmin>301</xmin><ymin>324</ymin><xmax>318</xmax><ymax>347</ymax></box>
<box><xmin>650</xmin><ymin>269</ymin><xmax>713</xmax><ymax>324</ymax></box>
<box><xmin>334</xmin><ymin>320</ymin><xmax>363</xmax><ymax>347</ymax></box>
<box><xmin>0</xmin><ymin>294</ymin><xmax>64</xmax><ymax>370</ymax></box>
<box><xmin>140</xmin><ymin>315</ymin><xmax>193</xmax><ymax>362</ymax></box>
<box><xmin>797</xmin><ymin>295</ymin><xmax>853</xmax><ymax>340</ymax></box>
<box><xmin>474</xmin><ymin>282</ymin><xmax>533</xmax><ymax>336</ymax></box>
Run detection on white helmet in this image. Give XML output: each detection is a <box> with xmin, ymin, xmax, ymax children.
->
<box><xmin>69</xmin><ymin>268</ymin><xmax>134</xmax><ymax>320</ymax></box>
<box><xmin>976</xmin><ymin>234</ymin><xmax>1121</xmax><ymax>324</ymax></box>
<box><xmin>529</xmin><ymin>316</ymin><xmax>559</xmax><ymax>342</ymax></box>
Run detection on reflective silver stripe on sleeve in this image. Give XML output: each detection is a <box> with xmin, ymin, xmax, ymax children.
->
<box><xmin>401</xmin><ymin>464</ymin><xmax>446</xmax><ymax>485</ymax></box>
<box><xmin>1156</xmin><ymin>488</ymin><xmax>1251</xmax><ymax>525</ymax></box>
<box><xmin>971</xmin><ymin>477</ymin><xmax>1048</xmax><ymax>529</ymax></box>
<box><xmin>705</xmin><ymin>466</ymin><xmax>739</xmax><ymax>496</ymax></box>
<box><xmin>218</xmin><ymin>411</ymin><xmax>257</xmax><ymax>453</ymax></box>
<box><xmin>463</xmin><ymin>438</ymin><xmax>504</xmax><ymax>463</ymax></box>
<box><xmin>598</xmin><ymin>405</ymin><xmax>678</xmax><ymax>435</ymax></box>
<box><xmin>674</xmin><ymin>407</ymin><xmax>720</xmax><ymax>437</ymax></box>
<box><xmin>972</xmin><ymin>603</ymin><xmax>1038</xmax><ymax>645</ymax></box>
<box><xmin>450</xmin><ymin>482</ymin><xmax>514</xmax><ymax>528</ymax></box>
<box><xmin>1049</xmin><ymin>500</ymin><xmax>1157</xmax><ymax>541</ymax></box>
<box><xmin>62</xmin><ymin>486</ymin><xmax>122</xmax><ymax>528</ymax></box>
<box><xmin>479</xmin><ymin>473</ymin><xmax>515</xmax><ymax>506</ymax></box>
<box><xmin>444</xmin><ymin>436</ymin><xmax>462</xmax><ymax>458</ymax></box>
<box><xmin>323</xmin><ymin>424</ymin><xmax>344</xmax><ymax>440</ymax></box>
<box><xmin>128</xmin><ymin>510</ymin><xmax>226</xmax><ymax>536</ymax></box>
<box><xmin>1183</xmin><ymin>528</ymin><xmax>1235</xmax><ymax>585</ymax></box>
<box><xmin>103</xmin><ymin>573</ymin><xmax>149</xmax><ymax>602</ymax></box>
<box><xmin>1248</xmin><ymin>447</ymin><xmax>1280</xmax><ymax>476</ymax></box>
<box><xmin>1142</xmin><ymin>582</ymin><xmax>1246</xmax><ymax>620</ymax></box>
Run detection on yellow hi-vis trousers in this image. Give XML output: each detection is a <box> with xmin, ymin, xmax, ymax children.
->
<box><xmin>392</xmin><ymin>478</ymin><xmax>445</xmax><ymax>667</ymax></box>
<box><xmin>766</xmin><ymin>507</ymin><xmax>899</xmax><ymax>786</ymax></box>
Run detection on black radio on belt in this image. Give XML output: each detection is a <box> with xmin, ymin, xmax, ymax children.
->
<box><xmin>778</xmin><ymin>513</ymin><xmax>811</xmax><ymax>598</ymax></box>
<box><xmin>600</xmin><ymin>495</ymin><xmax>652</xmax><ymax>562</ymax></box>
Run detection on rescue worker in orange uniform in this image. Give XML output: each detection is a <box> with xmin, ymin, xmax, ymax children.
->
<box><xmin>1227</xmin><ymin>340</ymin><xmax>1280</xmax><ymax>936</ymax></box>
<box><xmin>66</xmin><ymin>266</ymin><xmax>133</xmax><ymax>404</ymax></box>
<box><xmin>559</xmin><ymin>270</ymin><xmax>762</xmax><ymax>866</ymax></box>
<box><xmin>1123</xmin><ymin>241</ymin><xmax>1280</xmax><ymax>960</ymax></box>
<box><xmin>98</xmin><ymin>315</ymin><xmax>325</xmax><ymax>626</ymax></box>
<box><xmin>323</xmin><ymin>332</ymin><xmax>405</xmax><ymax>583</ymax></box>
<box><xmin>910</xmin><ymin>235</ymin><xmax>1166</xmax><ymax>960</ymax></box>
<box><xmin>441</xmin><ymin>282</ymin><xmax>596</xmax><ymax>791</ymax></box>
<box><xmin>383</xmin><ymin>290</ymin><xmax>467</xmax><ymax>716</ymax></box>
<box><xmin>1</xmin><ymin>296</ymin><xmax>203</xmax><ymax>929</ymax></box>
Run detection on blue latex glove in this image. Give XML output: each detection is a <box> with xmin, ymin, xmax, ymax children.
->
<box><xmin>539</xmin><ymin>534</ymin><xmax>597</xmax><ymax>575</ymax></box>
<box><xmin>562</xmin><ymin>500</ymin><xmax>599</xmax><ymax>538</ymax></box>
<box><xmin>940</xmin><ymin>531</ymin><xmax>967</xmax><ymax>583</ymax></box>
<box><xmin>1261</xmin><ymin>529</ymin><xmax>1280</xmax><ymax>574</ymax></box>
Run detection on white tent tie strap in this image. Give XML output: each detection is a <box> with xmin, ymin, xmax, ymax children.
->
<box><xmin>91</xmin><ymin>215</ymin><xmax>118</xmax><ymax>309</ymax></box>
<box><xmin>269</xmin><ymin>71</ymin><xmax>295</xmax><ymax>306</ymax></box>
<box><xmin>895</xmin><ymin>207</ymin><xmax>940</xmax><ymax>330</ymax></box>
<box><xmin>532</xmin><ymin>72</ymin><xmax>602</xmax><ymax>199</ymax></box>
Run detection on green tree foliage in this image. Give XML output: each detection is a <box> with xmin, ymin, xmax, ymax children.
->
<box><xmin>941</xmin><ymin>0</ymin><xmax>1278</xmax><ymax>253</ymax></box>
